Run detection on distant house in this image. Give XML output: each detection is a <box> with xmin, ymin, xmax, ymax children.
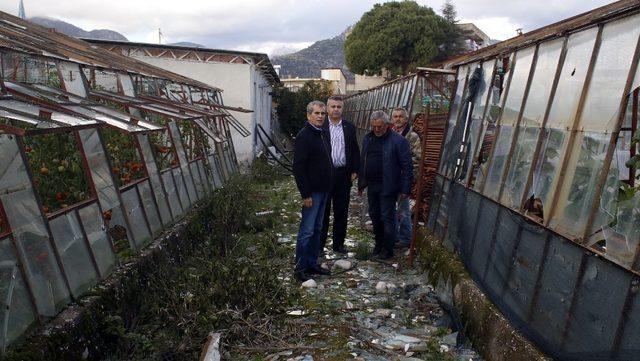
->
<box><xmin>456</xmin><ymin>23</ymin><xmax>492</xmax><ymax>51</ymax></box>
<box><xmin>86</xmin><ymin>39</ymin><xmax>280</xmax><ymax>164</ymax></box>
<box><xmin>281</xmin><ymin>67</ymin><xmax>347</xmax><ymax>94</ymax></box>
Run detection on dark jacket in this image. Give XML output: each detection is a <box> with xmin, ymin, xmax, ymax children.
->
<box><xmin>323</xmin><ymin>118</ymin><xmax>360</xmax><ymax>176</ymax></box>
<box><xmin>293</xmin><ymin>122</ymin><xmax>333</xmax><ymax>198</ymax></box>
<box><xmin>358</xmin><ymin>129</ymin><xmax>413</xmax><ymax>196</ymax></box>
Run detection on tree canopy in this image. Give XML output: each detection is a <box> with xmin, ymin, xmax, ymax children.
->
<box><xmin>344</xmin><ymin>1</ymin><xmax>462</xmax><ymax>76</ymax></box>
<box><xmin>274</xmin><ymin>80</ymin><xmax>334</xmax><ymax>137</ymax></box>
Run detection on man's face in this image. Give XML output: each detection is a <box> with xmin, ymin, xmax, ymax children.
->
<box><xmin>307</xmin><ymin>105</ymin><xmax>326</xmax><ymax>127</ymax></box>
<box><xmin>392</xmin><ymin>110</ymin><xmax>407</xmax><ymax>128</ymax></box>
<box><xmin>371</xmin><ymin>119</ymin><xmax>389</xmax><ymax>137</ymax></box>
<box><xmin>327</xmin><ymin>99</ymin><xmax>343</xmax><ymax>121</ymax></box>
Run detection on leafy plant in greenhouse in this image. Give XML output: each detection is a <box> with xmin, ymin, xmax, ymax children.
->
<box><xmin>178</xmin><ymin>121</ymin><xmax>208</xmax><ymax>161</ymax></box>
<box><xmin>149</xmin><ymin>130</ymin><xmax>178</xmax><ymax>170</ymax></box>
<box><xmin>100</xmin><ymin>128</ymin><xmax>146</xmax><ymax>188</ymax></box>
<box><xmin>24</xmin><ymin>133</ymin><xmax>91</xmax><ymax>213</ymax></box>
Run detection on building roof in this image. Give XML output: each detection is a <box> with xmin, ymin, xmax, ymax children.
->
<box><xmin>456</xmin><ymin>23</ymin><xmax>491</xmax><ymax>44</ymax></box>
<box><xmin>446</xmin><ymin>0</ymin><xmax>640</xmax><ymax>67</ymax></box>
<box><xmin>84</xmin><ymin>39</ymin><xmax>281</xmax><ymax>87</ymax></box>
<box><xmin>0</xmin><ymin>11</ymin><xmax>220</xmax><ymax>91</ymax></box>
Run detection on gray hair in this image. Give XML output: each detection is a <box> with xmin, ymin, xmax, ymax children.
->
<box><xmin>307</xmin><ymin>100</ymin><xmax>326</xmax><ymax>114</ymax></box>
<box><xmin>370</xmin><ymin>110</ymin><xmax>391</xmax><ymax>124</ymax></box>
<box><xmin>392</xmin><ymin>107</ymin><xmax>408</xmax><ymax>118</ymax></box>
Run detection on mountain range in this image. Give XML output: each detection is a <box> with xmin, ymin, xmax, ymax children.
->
<box><xmin>272</xmin><ymin>27</ymin><xmax>354</xmax><ymax>81</ymax></box>
<box><xmin>29</xmin><ymin>16</ymin><xmax>128</xmax><ymax>41</ymax></box>
<box><xmin>27</xmin><ymin>17</ymin><xmax>363</xmax><ymax>81</ymax></box>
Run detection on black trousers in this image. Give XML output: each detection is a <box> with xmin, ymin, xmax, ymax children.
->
<box><xmin>320</xmin><ymin>167</ymin><xmax>351</xmax><ymax>251</ymax></box>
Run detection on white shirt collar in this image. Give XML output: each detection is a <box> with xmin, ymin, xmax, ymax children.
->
<box><xmin>328</xmin><ymin>118</ymin><xmax>343</xmax><ymax>127</ymax></box>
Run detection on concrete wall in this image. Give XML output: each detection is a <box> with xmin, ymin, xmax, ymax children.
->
<box><xmin>127</xmin><ymin>56</ymin><xmax>272</xmax><ymax>164</ymax></box>
<box><xmin>353</xmin><ymin>74</ymin><xmax>385</xmax><ymax>91</ymax></box>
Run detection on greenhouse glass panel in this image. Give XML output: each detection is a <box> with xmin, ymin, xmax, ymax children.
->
<box><xmin>552</xmin><ymin>17</ymin><xmax>640</xmax><ymax>237</ymax></box>
<box><xmin>580</xmin><ymin>15</ymin><xmax>640</xmax><ymax>132</ymax></box>
<box><xmin>440</xmin><ymin>64</ymin><xmax>471</xmax><ymax>175</ymax></box>
<box><xmin>77</xmin><ymin>203</ymin><xmax>116</xmax><ymax>277</ymax></box>
<box><xmin>173</xmin><ymin>168</ymin><xmax>191</xmax><ymax>211</ymax></box>
<box><xmin>472</xmin><ymin>55</ymin><xmax>514</xmax><ymax>190</ymax></box>
<box><xmin>78</xmin><ymin>129</ymin><xmax>119</xmax><ymax>210</ymax></box>
<box><xmin>0</xmin><ymin>135</ymin><xmax>69</xmax><ymax>316</ymax></box>
<box><xmin>483</xmin><ymin>46</ymin><xmax>536</xmax><ymax>199</ymax></box>
<box><xmin>121</xmin><ymin>187</ymin><xmax>151</xmax><ymax>248</ymax></box>
<box><xmin>0</xmin><ymin>236</ymin><xmax>36</xmax><ymax>349</ymax></box>
<box><xmin>48</xmin><ymin>212</ymin><xmax>98</xmax><ymax>297</ymax></box>
<box><xmin>162</xmin><ymin>170</ymin><xmax>183</xmax><ymax>218</ymax></box>
<box><xmin>502</xmin><ymin>39</ymin><xmax>564</xmax><ymax>208</ymax></box>
<box><xmin>138</xmin><ymin>180</ymin><xmax>162</xmax><ymax>235</ymax></box>
<box><xmin>462</xmin><ymin>60</ymin><xmax>496</xmax><ymax>183</ymax></box>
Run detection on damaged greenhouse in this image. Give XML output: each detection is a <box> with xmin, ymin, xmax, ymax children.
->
<box><xmin>424</xmin><ymin>0</ymin><xmax>640</xmax><ymax>359</ymax></box>
<box><xmin>0</xmin><ymin>10</ymin><xmax>251</xmax><ymax>351</ymax></box>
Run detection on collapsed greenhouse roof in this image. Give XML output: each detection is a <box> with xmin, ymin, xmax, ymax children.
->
<box><xmin>0</xmin><ymin>12</ymin><xmax>220</xmax><ymax>91</ymax></box>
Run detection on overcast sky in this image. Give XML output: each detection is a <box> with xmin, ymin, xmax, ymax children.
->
<box><xmin>0</xmin><ymin>0</ymin><xmax>615</xmax><ymax>56</ymax></box>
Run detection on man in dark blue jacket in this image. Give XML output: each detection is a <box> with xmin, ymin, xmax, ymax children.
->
<box><xmin>358</xmin><ymin>110</ymin><xmax>413</xmax><ymax>260</ymax></box>
<box><xmin>292</xmin><ymin>101</ymin><xmax>333</xmax><ymax>282</ymax></box>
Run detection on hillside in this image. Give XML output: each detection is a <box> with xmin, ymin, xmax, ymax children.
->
<box><xmin>272</xmin><ymin>27</ymin><xmax>354</xmax><ymax>81</ymax></box>
<box><xmin>29</xmin><ymin>16</ymin><xmax>128</xmax><ymax>41</ymax></box>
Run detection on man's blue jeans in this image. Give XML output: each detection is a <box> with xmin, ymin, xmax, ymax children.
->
<box><xmin>367</xmin><ymin>183</ymin><xmax>397</xmax><ymax>254</ymax></box>
<box><xmin>295</xmin><ymin>192</ymin><xmax>328</xmax><ymax>271</ymax></box>
<box><xmin>396</xmin><ymin>197</ymin><xmax>411</xmax><ymax>246</ymax></box>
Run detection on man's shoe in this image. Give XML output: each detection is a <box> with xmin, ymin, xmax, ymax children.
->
<box><xmin>307</xmin><ymin>265</ymin><xmax>331</xmax><ymax>276</ymax></box>
<box><xmin>394</xmin><ymin>242</ymin><xmax>410</xmax><ymax>249</ymax></box>
<box><xmin>333</xmin><ymin>246</ymin><xmax>348</xmax><ymax>254</ymax></box>
<box><xmin>294</xmin><ymin>270</ymin><xmax>311</xmax><ymax>282</ymax></box>
<box><xmin>378</xmin><ymin>250</ymin><xmax>394</xmax><ymax>260</ymax></box>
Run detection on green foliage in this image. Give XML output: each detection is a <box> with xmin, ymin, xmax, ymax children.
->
<box><xmin>414</xmin><ymin>227</ymin><xmax>466</xmax><ymax>286</ymax></box>
<box><xmin>24</xmin><ymin>132</ymin><xmax>91</xmax><ymax>213</ymax></box>
<box><xmin>101</xmin><ymin>127</ymin><xmax>145</xmax><ymax>187</ymax></box>
<box><xmin>274</xmin><ymin>80</ymin><xmax>334</xmax><ymax>137</ymax></box>
<box><xmin>4</xmin><ymin>162</ymin><xmax>299</xmax><ymax>361</ymax></box>
<box><xmin>437</xmin><ymin>0</ymin><xmax>467</xmax><ymax>61</ymax></box>
<box><xmin>344</xmin><ymin>1</ymin><xmax>454</xmax><ymax>76</ymax></box>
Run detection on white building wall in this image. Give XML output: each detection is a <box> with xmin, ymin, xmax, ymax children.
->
<box><xmin>127</xmin><ymin>56</ymin><xmax>261</xmax><ymax>164</ymax></box>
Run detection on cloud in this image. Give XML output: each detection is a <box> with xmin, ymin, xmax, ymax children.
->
<box><xmin>0</xmin><ymin>0</ymin><xmax>618</xmax><ymax>54</ymax></box>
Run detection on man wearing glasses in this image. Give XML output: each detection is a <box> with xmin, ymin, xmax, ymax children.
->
<box><xmin>292</xmin><ymin>101</ymin><xmax>333</xmax><ymax>282</ymax></box>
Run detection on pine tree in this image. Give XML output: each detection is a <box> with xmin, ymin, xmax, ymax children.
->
<box><xmin>438</xmin><ymin>0</ymin><xmax>466</xmax><ymax>60</ymax></box>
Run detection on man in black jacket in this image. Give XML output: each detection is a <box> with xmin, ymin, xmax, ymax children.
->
<box><xmin>292</xmin><ymin>101</ymin><xmax>333</xmax><ymax>282</ymax></box>
<box><xmin>319</xmin><ymin>95</ymin><xmax>360</xmax><ymax>254</ymax></box>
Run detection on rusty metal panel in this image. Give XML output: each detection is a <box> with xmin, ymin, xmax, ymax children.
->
<box><xmin>483</xmin><ymin>208</ymin><xmax>522</xmax><ymax>299</ymax></box>
<box><xmin>502</xmin><ymin>221</ymin><xmax>547</xmax><ymax>324</ymax></box>
<box><xmin>617</xmin><ymin>281</ymin><xmax>640</xmax><ymax>359</ymax></box>
<box><xmin>562</xmin><ymin>256</ymin><xmax>630</xmax><ymax>358</ymax></box>
<box><xmin>468</xmin><ymin>197</ymin><xmax>499</xmax><ymax>280</ymax></box>
<box><xmin>529</xmin><ymin>234</ymin><xmax>582</xmax><ymax>349</ymax></box>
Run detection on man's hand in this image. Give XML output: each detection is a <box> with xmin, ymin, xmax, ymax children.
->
<box><xmin>357</xmin><ymin>189</ymin><xmax>364</xmax><ymax>197</ymax></box>
<box><xmin>302</xmin><ymin>197</ymin><xmax>313</xmax><ymax>208</ymax></box>
<box><xmin>399</xmin><ymin>193</ymin><xmax>409</xmax><ymax>200</ymax></box>
<box><xmin>351</xmin><ymin>172</ymin><xmax>358</xmax><ymax>181</ymax></box>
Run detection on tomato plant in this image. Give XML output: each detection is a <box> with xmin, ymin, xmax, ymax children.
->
<box><xmin>100</xmin><ymin>127</ymin><xmax>146</xmax><ymax>188</ymax></box>
<box><xmin>23</xmin><ymin>132</ymin><xmax>92</xmax><ymax>214</ymax></box>
<box><xmin>178</xmin><ymin>121</ymin><xmax>208</xmax><ymax>161</ymax></box>
<box><xmin>149</xmin><ymin>129</ymin><xmax>178</xmax><ymax>170</ymax></box>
